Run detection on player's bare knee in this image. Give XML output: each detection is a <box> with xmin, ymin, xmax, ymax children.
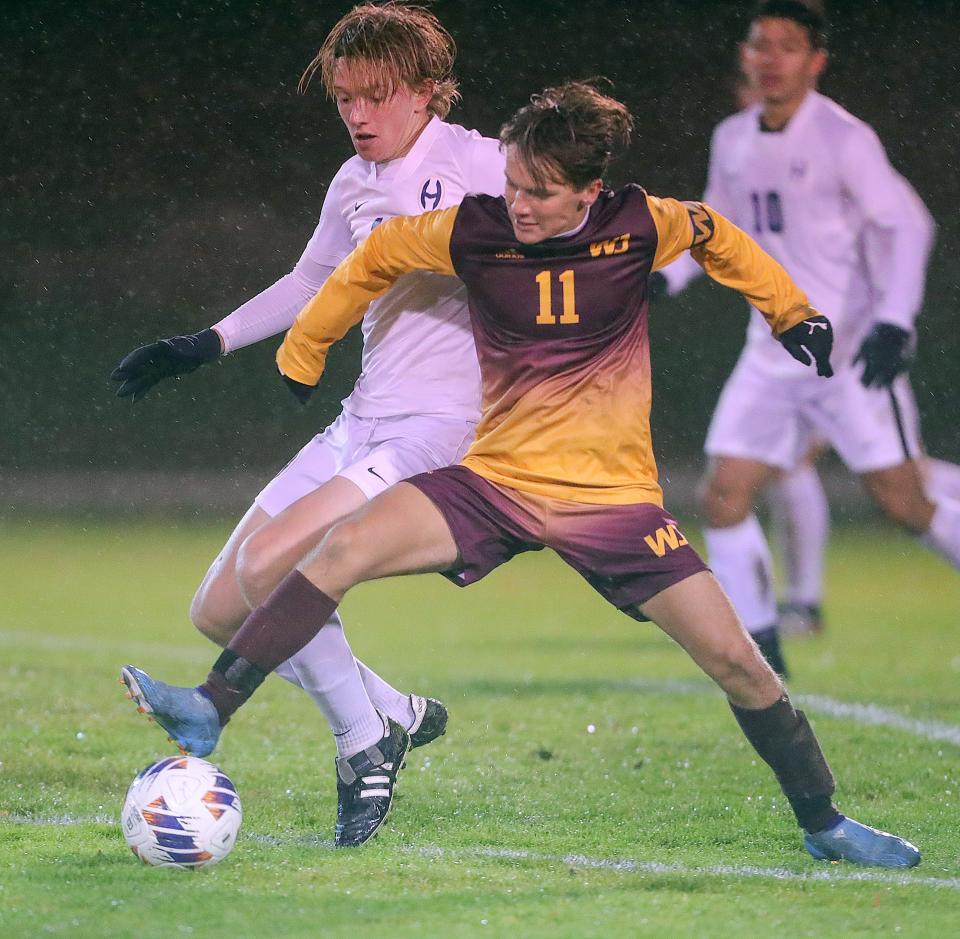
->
<box><xmin>302</xmin><ymin>518</ymin><xmax>371</xmax><ymax>589</ymax></box>
<box><xmin>865</xmin><ymin>479</ymin><xmax>932</xmax><ymax>533</ymax></box>
<box><xmin>877</xmin><ymin>499</ymin><xmax>921</xmax><ymax>532</ymax></box>
<box><xmin>188</xmin><ymin>588</ymin><xmax>234</xmax><ymax>647</ymax></box>
<box><xmin>188</xmin><ymin>590</ymin><xmax>210</xmax><ymax>634</ymax></box>
<box><xmin>235</xmin><ymin>528</ymin><xmax>283</xmax><ymax>607</ymax></box>
<box><xmin>711</xmin><ymin>638</ymin><xmax>773</xmax><ymax>696</ymax></box>
<box><xmin>699</xmin><ymin>474</ymin><xmax>751</xmax><ymax>528</ymax></box>
<box><xmin>715</xmin><ymin>644</ymin><xmax>755</xmax><ymax>684</ymax></box>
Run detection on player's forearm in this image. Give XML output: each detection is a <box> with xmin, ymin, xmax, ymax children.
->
<box><xmin>276</xmin><ymin>268</ymin><xmax>377</xmax><ymax>386</ymax></box>
<box><xmin>865</xmin><ymin>223</ymin><xmax>933</xmax><ymax>332</ymax></box>
<box><xmin>276</xmin><ymin>231</ymin><xmax>418</xmax><ymax>384</ymax></box>
<box><xmin>277</xmin><ymin>209</ymin><xmax>459</xmax><ymax>386</ymax></box>
<box><xmin>696</xmin><ymin>210</ymin><xmax>817</xmax><ymax>335</ymax></box>
<box><xmin>841</xmin><ymin>135</ymin><xmax>935</xmax><ymax>332</ymax></box>
<box><xmin>213</xmin><ymin>267</ymin><xmax>335</xmax><ymax>353</ymax></box>
<box><xmin>647</xmin><ymin>196</ymin><xmax>812</xmax><ymax>332</ymax></box>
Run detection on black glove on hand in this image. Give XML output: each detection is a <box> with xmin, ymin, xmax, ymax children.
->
<box><xmin>111</xmin><ymin>328</ymin><xmax>222</xmax><ymax>400</ymax></box>
<box><xmin>281</xmin><ymin>373</ymin><xmax>316</xmax><ymax>405</ymax></box>
<box><xmin>778</xmin><ymin>314</ymin><xmax>834</xmax><ymax>377</ymax></box>
<box><xmin>852</xmin><ymin>323</ymin><xmax>912</xmax><ymax>388</ymax></box>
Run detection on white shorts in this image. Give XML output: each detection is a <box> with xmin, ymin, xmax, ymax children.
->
<box><xmin>256</xmin><ymin>410</ymin><xmax>477</xmax><ymax>517</ymax></box>
<box><xmin>705</xmin><ymin>363</ymin><xmax>920</xmax><ymax>475</ymax></box>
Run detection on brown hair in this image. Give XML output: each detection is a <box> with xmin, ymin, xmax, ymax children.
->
<box><xmin>499</xmin><ymin>81</ymin><xmax>634</xmax><ymax>190</ymax></box>
<box><xmin>299</xmin><ymin>2</ymin><xmax>459</xmax><ymax>118</ymax></box>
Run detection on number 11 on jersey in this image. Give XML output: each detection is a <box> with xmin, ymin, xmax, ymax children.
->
<box><xmin>536</xmin><ymin>270</ymin><xmax>580</xmax><ymax>325</ymax></box>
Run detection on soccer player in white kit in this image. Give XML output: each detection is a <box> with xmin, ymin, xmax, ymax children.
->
<box><xmin>112</xmin><ymin>3</ymin><xmax>505</xmax><ymax>846</ymax></box>
<box><xmin>658</xmin><ymin>1</ymin><xmax>960</xmax><ymax>674</ymax></box>
<box><xmin>769</xmin><ymin>158</ymin><xmax>960</xmax><ymax>635</ymax></box>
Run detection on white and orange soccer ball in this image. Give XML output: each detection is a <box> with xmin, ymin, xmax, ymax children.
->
<box><xmin>121</xmin><ymin>756</ymin><xmax>242</xmax><ymax>868</ymax></box>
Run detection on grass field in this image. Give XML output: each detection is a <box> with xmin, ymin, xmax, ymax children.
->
<box><xmin>2</xmin><ymin>517</ymin><xmax>959</xmax><ymax>938</ymax></box>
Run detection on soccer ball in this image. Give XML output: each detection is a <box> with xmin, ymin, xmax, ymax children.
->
<box><xmin>121</xmin><ymin>755</ymin><xmax>242</xmax><ymax>868</ymax></box>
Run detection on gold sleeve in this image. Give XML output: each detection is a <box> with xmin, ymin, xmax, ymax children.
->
<box><xmin>648</xmin><ymin>195</ymin><xmax>818</xmax><ymax>336</ymax></box>
<box><xmin>277</xmin><ymin>206</ymin><xmax>460</xmax><ymax>385</ymax></box>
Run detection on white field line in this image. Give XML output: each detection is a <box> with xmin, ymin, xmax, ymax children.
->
<box><xmin>4</xmin><ymin>813</ymin><xmax>959</xmax><ymax>891</ymax></box>
<box><xmin>619</xmin><ymin>677</ymin><xmax>960</xmax><ymax>748</ymax></box>
<box><xmin>3</xmin><ymin>813</ymin><xmax>118</xmax><ymax>825</ymax></box>
<box><xmin>793</xmin><ymin>694</ymin><xmax>960</xmax><ymax>747</ymax></box>
<box><xmin>3</xmin><ymin>628</ymin><xmax>959</xmax><ymax>747</ymax></box>
<box><xmin>0</xmin><ymin>628</ymin><xmax>210</xmax><ymax>665</ymax></box>
<box><xmin>426</xmin><ymin>845</ymin><xmax>960</xmax><ymax>892</ymax></box>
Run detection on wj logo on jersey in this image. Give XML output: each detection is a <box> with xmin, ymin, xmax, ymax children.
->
<box><xmin>589</xmin><ymin>233</ymin><xmax>630</xmax><ymax>257</ymax></box>
<box><xmin>644</xmin><ymin>523</ymin><xmax>689</xmax><ymax>558</ymax></box>
<box><xmin>420</xmin><ymin>178</ymin><xmax>444</xmax><ymax>210</ymax></box>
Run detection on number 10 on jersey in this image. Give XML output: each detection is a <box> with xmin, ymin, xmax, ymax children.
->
<box><xmin>536</xmin><ymin>270</ymin><xmax>580</xmax><ymax>325</ymax></box>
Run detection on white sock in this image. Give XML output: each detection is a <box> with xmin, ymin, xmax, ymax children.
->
<box><xmin>275</xmin><ymin>611</ymin><xmax>384</xmax><ymax>758</ymax></box>
<box><xmin>278</xmin><ymin>646</ymin><xmax>415</xmax><ymax>729</ymax></box>
<box><xmin>356</xmin><ymin>659</ymin><xmax>416</xmax><ymax>729</ymax></box>
<box><xmin>919</xmin><ymin>498</ymin><xmax>960</xmax><ymax>568</ymax></box>
<box><xmin>767</xmin><ymin>463</ymin><xmax>829</xmax><ymax>607</ymax></box>
<box><xmin>704</xmin><ymin>515</ymin><xmax>777</xmax><ymax>634</ymax></box>
<box><xmin>925</xmin><ymin>459</ymin><xmax>960</xmax><ymax>504</ymax></box>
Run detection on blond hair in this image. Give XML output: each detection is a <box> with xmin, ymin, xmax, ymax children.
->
<box><xmin>299</xmin><ymin>2</ymin><xmax>459</xmax><ymax>117</ymax></box>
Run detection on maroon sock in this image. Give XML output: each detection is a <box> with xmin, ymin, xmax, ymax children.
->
<box><xmin>197</xmin><ymin>570</ymin><xmax>339</xmax><ymax>723</ymax></box>
<box><xmin>730</xmin><ymin>694</ymin><xmax>840</xmax><ymax>833</ymax></box>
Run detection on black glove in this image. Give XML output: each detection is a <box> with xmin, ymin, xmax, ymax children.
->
<box><xmin>111</xmin><ymin>328</ymin><xmax>222</xmax><ymax>400</ymax></box>
<box><xmin>281</xmin><ymin>373</ymin><xmax>316</xmax><ymax>405</ymax></box>
<box><xmin>778</xmin><ymin>314</ymin><xmax>834</xmax><ymax>377</ymax></box>
<box><xmin>852</xmin><ymin>323</ymin><xmax>912</xmax><ymax>388</ymax></box>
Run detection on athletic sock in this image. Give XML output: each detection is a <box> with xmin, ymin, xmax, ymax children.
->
<box><xmin>730</xmin><ymin>694</ymin><xmax>839</xmax><ymax>833</ymax></box>
<box><xmin>274</xmin><ymin>612</ymin><xmax>415</xmax><ymax>743</ymax></box>
<box><xmin>767</xmin><ymin>464</ymin><xmax>829</xmax><ymax>607</ymax></box>
<box><xmin>704</xmin><ymin>515</ymin><xmax>778</xmax><ymax>633</ymax></box>
<box><xmin>282</xmin><ymin>611</ymin><xmax>385</xmax><ymax>758</ymax></box>
<box><xmin>925</xmin><ymin>458</ymin><xmax>960</xmax><ymax>504</ymax></box>
<box><xmin>356</xmin><ymin>659</ymin><xmax>417</xmax><ymax>728</ymax></box>
<box><xmin>919</xmin><ymin>498</ymin><xmax>960</xmax><ymax>568</ymax></box>
<box><xmin>333</xmin><ymin>706</ymin><xmax>389</xmax><ymax>759</ymax></box>
<box><xmin>198</xmin><ymin>651</ymin><xmax>267</xmax><ymax>726</ymax></box>
<box><xmin>198</xmin><ymin>570</ymin><xmax>338</xmax><ymax>723</ymax></box>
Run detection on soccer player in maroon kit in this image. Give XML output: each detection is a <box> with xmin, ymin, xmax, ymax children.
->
<box><xmin>123</xmin><ymin>82</ymin><xmax>919</xmax><ymax>866</ymax></box>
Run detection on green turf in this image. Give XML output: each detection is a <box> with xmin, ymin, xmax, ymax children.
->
<box><xmin>1</xmin><ymin>519</ymin><xmax>959</xmax><ymax>938</ymax></box>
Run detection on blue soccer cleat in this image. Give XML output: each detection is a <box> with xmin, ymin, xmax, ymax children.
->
<box><xmin>120</xmin><ymin>665</ymin><xmax>221</xmax><ymax>758</ymax></box>
<box><xmin>804</xmin><ymin>815</ymin><xmax>921</xmax><ymax>868</ymax></box>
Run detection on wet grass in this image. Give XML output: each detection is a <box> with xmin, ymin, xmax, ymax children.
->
<box><xmin>1</xmin><ymin>519</ymin><xmax>958</xmax><ymax>938</ymax></box>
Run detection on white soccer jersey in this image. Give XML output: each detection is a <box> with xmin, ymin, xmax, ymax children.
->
<box><xmin>662</xmin><ymin>91</ymin><xmax>934</xmax><ymax>378</ymax></box>
<box><xmin>215</xmin><ymin>116</ymin><xmax>505</xmax><ymax>419</ymax></box>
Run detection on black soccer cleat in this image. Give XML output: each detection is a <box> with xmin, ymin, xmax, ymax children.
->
<box><xmin>335</xmin><ymin>717</ymin><xmax>410</xmax><ymax>848</ymax></box>
<box><xmin>752</xmin><ymin>626</ymin><xmax>790</xmax><ymax>679</ymax></box>
<box><xmin>408</xmin><ymin>694</ymin><xmax>448</xmax><ymax>749</ymax></box>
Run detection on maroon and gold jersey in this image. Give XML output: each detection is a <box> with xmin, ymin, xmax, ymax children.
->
<box><xmin>278</xmin><ymin>187</ymin><xmax>817</xmax><ymax>504</ymax></box>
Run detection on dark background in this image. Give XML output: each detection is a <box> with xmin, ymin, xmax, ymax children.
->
<box><xmin>3</xmin><ymin>0</ymin><xmax>958</xmax><ymax>482</ymax></box>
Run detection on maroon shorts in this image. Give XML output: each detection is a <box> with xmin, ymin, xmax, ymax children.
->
<box><xmin>406</xmin><ymin>465</ymin><xmax>707</xmax><ymax>617</ymax></box>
